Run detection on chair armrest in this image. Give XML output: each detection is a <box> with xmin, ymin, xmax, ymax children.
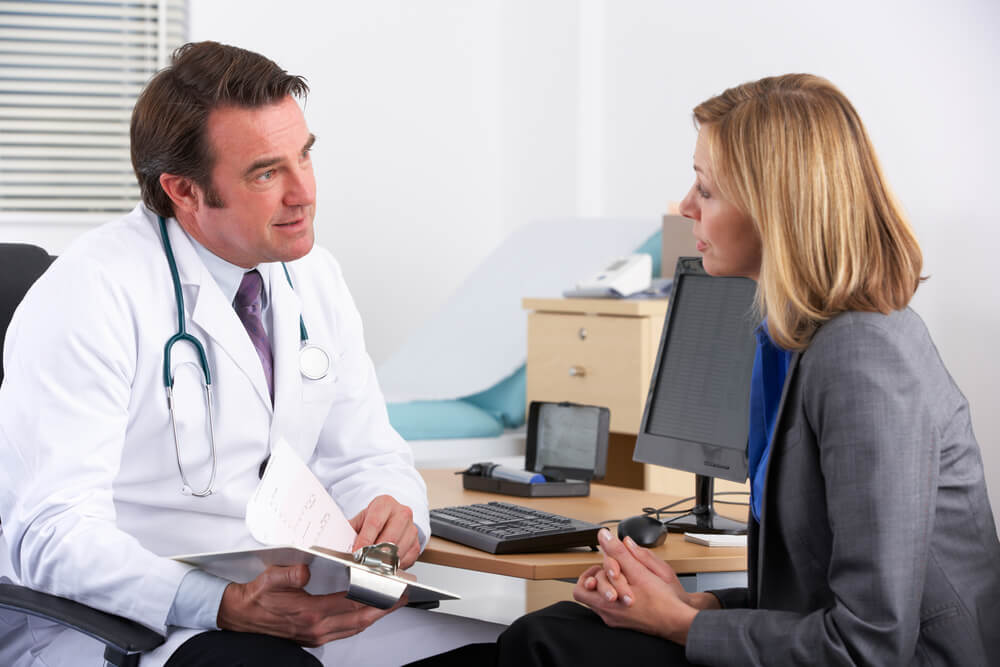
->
<box><xmin>0</xmin><ymin>583</ymin><xmax>164</xmax><ymax>657</ymax></box>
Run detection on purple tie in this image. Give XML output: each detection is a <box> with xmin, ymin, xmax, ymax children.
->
<box><xmin>234</xmin><ymin>270</ymin><xmax>274</xmax><ymax>403</ymax></box>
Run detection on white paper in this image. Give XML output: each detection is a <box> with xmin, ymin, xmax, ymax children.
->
<box><xmin>683</xmin><ymin>532</ymin><xmax>747</xmax><ymax>548</ymax></box>
<box><xmin>245</xmin><ymin>439</ymin><xmax>357</xmax><ymax>551</ymax></box>
<box><xmin>172</xmin><ymin>443</ymin><xmax>460</xmax><ymax>604</ymax></box>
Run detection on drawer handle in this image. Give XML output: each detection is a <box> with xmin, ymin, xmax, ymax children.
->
<box><xmin>578</xmin><ymin>327</ymin><xmax>587</xmax><ymax>340</ymax></box>
<box><xmin>568</xmin><ymin>365</ymin><xmax>586</xmax><ymax>378</ymax></box>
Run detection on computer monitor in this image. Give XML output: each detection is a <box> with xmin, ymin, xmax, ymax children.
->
<box><xmin>633</xmin><ymin>257</ymin><xmax>757</xmax><ymax>534</ymax></box>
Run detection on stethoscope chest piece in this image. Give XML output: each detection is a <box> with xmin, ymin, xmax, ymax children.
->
<box><xmin>300</xmin><ymin>342</ymin><xmax>330</xmax><ymax>380</ymax></box>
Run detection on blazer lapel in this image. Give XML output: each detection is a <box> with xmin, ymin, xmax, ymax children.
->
<box><xmin>754</xmin><ymin>349</ymin><xmax>801</xmax><ymax>606</ymax></box>
<box><xmin>166</xmin><ymin>220</ymin><xmax>274</xmax><ymax>412</ymax></box>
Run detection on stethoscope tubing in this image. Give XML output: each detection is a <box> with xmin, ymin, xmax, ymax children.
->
<box><xmin>158</xmin><ymin>216</ymin><xmax>217</xmax><ymax>496</ymax></box>
<box><xmin>157</xmin><ymin>215</ymin><xmax>327</xmax><ymax>497</ymax></box>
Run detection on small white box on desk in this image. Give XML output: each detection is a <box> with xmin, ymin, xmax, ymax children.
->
<box><xmin>684</xmin><ymin>532</ymin><xmax>748</xmax><ymax>548</ymax></box>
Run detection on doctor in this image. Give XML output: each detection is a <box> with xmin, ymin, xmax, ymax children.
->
<box><xmin>0</xmin><ymin>41</ymin><xmax>503</xmax><ymax>666</ymax></box>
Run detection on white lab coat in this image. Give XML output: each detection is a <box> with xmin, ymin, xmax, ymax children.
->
<box><xmin>0</xmin><ymin>204</ymin><xmax>440</xmax><ymax>665</ymax></box>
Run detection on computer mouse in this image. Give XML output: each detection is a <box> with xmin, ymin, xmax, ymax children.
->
<box><xmin>617</xmin><ymin>515</ymin><xmax>667</xmax><ymax>548</ymax></box>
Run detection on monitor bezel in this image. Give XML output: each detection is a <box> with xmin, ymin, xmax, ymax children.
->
<box><xmin>632</xmin><ymin>256</ymin><xmax>755</xmax><ymax>484</ymax></box>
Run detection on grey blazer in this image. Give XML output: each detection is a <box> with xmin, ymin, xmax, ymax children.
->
<box><xmin>686</xmin><ymin>308</ymin><xmax>1000</xmax><ymax>666</ymax></box>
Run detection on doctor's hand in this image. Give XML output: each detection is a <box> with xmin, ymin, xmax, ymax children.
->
<box><xmin>217</xmin><ymin>564</ymin><xmax>404</xmax><ymax>647</ymax></box>
<box><xmin>349</xmin><ymin>494</ymin><xmax>421</xmax><ymax>569</ymax></box>
<box><xmin>573</xmin><ymin>529</ymin><xmax>713</xmax><ymax>645</ymax></box>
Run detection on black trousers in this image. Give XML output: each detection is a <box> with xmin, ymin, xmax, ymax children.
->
<box><xmin>163</xmin><ymin>630</ymin><xmax>323</xmax><ymax>667</ymax></box>
<box><xmin>406</xmin><ymin>601</ymin><xmax>696</xmax><ymax>667</ymax></box>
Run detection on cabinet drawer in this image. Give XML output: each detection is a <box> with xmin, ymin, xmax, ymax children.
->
<box><xmin>526</xmin><ymin>311</ymin><xmax>662</xmax><ymax>433</ymax></box>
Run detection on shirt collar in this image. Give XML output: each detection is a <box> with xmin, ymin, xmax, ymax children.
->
<box><xmin>181</xmin><ymin>228</ymin><xmax>270</xmax><ymax>307</ymax></box>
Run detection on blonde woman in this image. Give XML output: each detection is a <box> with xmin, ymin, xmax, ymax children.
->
<box><xmin>413</xmin><ymin>74</ymin><xmax>1000</xmax><ymax>666</ymax></box>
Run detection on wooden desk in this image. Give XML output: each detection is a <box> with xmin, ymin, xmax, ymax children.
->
<box><xmin>418</xmin><ymin>469</ymin><xmax>746</xmax><ymax>581</ymax></box>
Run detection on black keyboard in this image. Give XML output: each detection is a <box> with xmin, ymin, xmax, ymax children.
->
<box><xmin>429</xmin><ymin>501</ymin><xmax>601</xmax><ymax>554</ymax></box>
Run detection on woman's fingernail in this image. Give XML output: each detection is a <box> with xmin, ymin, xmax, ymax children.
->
<box><xmin>599</xmin><ymin>528</ymin><xmax>612</xmax><ymax>542</ymax></box>
<box><xmin>607</xmin><ymin>569</ymin><xmax>616</xmax><ymax>579</ymax></box>
<box><xmin>624</xmin><ymin>536</ymin><xmax>636</xmax><ymax>548</ymax></box>
<box><xmin>623</xmin><ymin>595</ymin><xmax>633</xmax><ymax>606</ymax></box>
<box><xmin>605</xmin><ymin>591</ymin><xmax>615</xmax><ymax>601</ymax></box>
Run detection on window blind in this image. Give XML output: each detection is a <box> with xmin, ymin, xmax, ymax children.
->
<box><xmin>0</xmin><ymin>1</ymin><xmax>188</xmax><ymax>214</ymax></box>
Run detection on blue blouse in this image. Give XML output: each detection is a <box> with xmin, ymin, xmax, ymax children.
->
<box><xmin>747</xmin><ymin>319</ymin><xmax>794</xmax><ymax>522</ymax></box>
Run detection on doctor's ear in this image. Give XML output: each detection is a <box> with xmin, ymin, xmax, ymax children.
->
<box><xmin>159</xmin><ymin>173</ymin><xmax>202</xmax><ymax>216</ymax></box>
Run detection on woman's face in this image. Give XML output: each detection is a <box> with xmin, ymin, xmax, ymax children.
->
<box><xmin>678</xmin><ymin>127</ymin><xmax>762</xmax><ymax>281</ymax></box>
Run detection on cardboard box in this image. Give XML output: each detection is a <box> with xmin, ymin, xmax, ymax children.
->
<box><xmin>661</xmin><ymin>214</ymin><xmax>700</xmax><ymax>278</ymax></box>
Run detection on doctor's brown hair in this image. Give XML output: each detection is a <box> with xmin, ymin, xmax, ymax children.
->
<box><xmin>130</xmin><ymin>41</ymin><xmax>309</xmax><ymax>218</ymax></box>
<box><xmin>693</xmin><ymin>74</ymin><xmax>923</xmax><ymax>350</ymax></box>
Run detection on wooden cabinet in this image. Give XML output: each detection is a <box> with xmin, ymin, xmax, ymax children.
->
<box><xmin>522</xmin><ymin>298</ymin><xmax>668</xmax><ymax>488</ymax></box>
<box><xmin>522</xmin><ymin>297</ymin><xmax>749</xmax><ymax>498</ymax></box>
<box><xmin>523</xmin><ymin>298</ymin><xmax>668</xmax><ymax>434</ymax></box>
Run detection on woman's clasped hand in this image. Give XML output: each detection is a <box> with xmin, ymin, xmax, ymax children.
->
<box><xmin>573</xmin><ymin>528</ymin><xmax>721</xmax><ymax>645</ymax></box>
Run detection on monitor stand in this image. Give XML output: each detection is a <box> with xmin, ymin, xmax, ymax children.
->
<box><xmin>663</xmin><ymin>475</ymin><xmax>747</xmax><ymax>535</ymax></box>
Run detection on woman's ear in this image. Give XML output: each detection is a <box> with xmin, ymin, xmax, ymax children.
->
<box><xmin>158</xmin><ymin>173</ymin><xmax>201</xmax><ymax>217</ymax></box>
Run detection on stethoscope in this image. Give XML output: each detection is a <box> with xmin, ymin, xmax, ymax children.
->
<box><xmin>158</xmin><ymin>216</ymin><xmax>331</xmax><ymax>497</ymax></box>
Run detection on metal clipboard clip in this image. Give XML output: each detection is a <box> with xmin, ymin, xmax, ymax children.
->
<box><xmin>345</xmin><ymin>542</ymin><xmax>405</xmax><ymax>609</ymax></box>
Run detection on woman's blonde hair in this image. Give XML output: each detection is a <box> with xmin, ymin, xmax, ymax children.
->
<box><xmin>693</xmin><ymin>73</ymin><xmax>922</xmax><ymax>349</ymax></box>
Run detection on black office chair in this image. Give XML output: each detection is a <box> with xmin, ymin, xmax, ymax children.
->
<box><xmin>0</xmin><ymin>243</ymin><xmax>165</xmax><ymax>665</ymax></box>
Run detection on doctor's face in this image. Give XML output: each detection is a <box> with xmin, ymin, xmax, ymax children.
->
<box><xmin>183</xmin><ymin>96</ymin><xmax>317</xmax><ymax>268</ymax></box>
<box><xmin>678</xmin><ymin>127</ymin><xmax>761</xmax><ymax>281</ymax></box>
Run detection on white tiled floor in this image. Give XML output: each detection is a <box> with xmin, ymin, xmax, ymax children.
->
<box><xmin>410</xmin><ymin>561</ymin><xmax>536</xmax><ymax>626</ymax></box>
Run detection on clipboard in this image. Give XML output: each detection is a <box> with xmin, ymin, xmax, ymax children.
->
<box><xmin>172</xmin><ymin>542</ymin><xmax>458</xmax><ymax>609</ymax></box>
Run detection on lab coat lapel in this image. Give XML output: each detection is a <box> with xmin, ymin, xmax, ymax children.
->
<box><xmin>754</xmin><ymin>349</ymin><xmax>801</xmax><ymax>606</ymax></box>
<box><xmin>166</xmin><ymin>220</ymin><xmax>274</xmax><ymax>412</ymax></box>
<box><xmin>264</xmin><ymin>263</ymin><xmax>309</xmax><ymax>459</ymax></box>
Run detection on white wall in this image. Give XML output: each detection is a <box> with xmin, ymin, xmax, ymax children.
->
<box><xmin>4</xmin><ymin>1</ymin><xmax>997</xmax><ymax>520</ymax></box>
<box><xmin>189</xmin><ymin>2</ymin><xmax>509</xmax><ymax>363</ymax></box>
<box><xmin>186</xmin><ymin>0</ymin><xmax>602</xmax><ymax>365</ymax></box>
<box><xmin>186</xmin><ymin>0</ymin><xmax>1000</xmax><ymax>518</ymax></box>
<box><xmin>592</xmin><ymin>0</ymin><xmax>1000</xmax><ymax>524</ymax></box>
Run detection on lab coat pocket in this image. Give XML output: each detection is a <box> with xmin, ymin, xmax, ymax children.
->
<box><xmin>295</xmin><ymin>362</ymin><xmax>342</xmax><ymax>448</ymax></box>
<box><xmin>301</xmin><ymin>373</ymin><xmax>339</xmax><ymax>406</ymax></box>
<box><xmin>323</xmin><ymin>348</ymin><xmax>371</xmax><ymax>401</ymax></box>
